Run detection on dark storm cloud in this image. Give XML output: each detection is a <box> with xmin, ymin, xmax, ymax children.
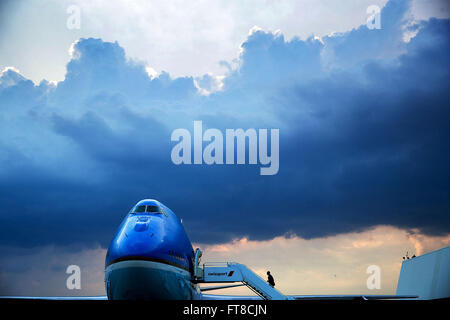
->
<box><xmin>0</xmin><ymin>0</ymin><xmax>449</xmax><ymax>248</ymax></box>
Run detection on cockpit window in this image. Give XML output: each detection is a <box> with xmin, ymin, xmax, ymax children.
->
<box><xmin>131</xmin><ymin>205</ymin><xmax>162</xmax><ymax>214</ymax></box>
<box><xmin>146</xmin><ymin>205</ymin><xmax>160</xmax><ymax>213</ymax></box>
<box><xmin>134</xmin><ymin>205</ymin><xmax>146</xmax><ymax>213</ymax></box>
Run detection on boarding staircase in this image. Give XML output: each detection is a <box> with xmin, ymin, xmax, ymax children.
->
<box><xmin>193</xmin><ymin>250</ymin><xmax>287</xmax><ymax>300</ymax></box>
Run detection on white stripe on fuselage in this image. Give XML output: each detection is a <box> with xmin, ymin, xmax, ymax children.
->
<box><xmin>105</xmin><ymin>259</ymin><xmax>191</xmax><ymax>278</ymax></box>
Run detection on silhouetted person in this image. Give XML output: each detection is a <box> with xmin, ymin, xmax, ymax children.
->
<box><xmin>267</xmin><ymin>271</ymin><xmax>275</xmax><ymax>287</ymax></box>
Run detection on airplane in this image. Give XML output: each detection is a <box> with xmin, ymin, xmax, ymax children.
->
<box><xmin>1</xmin><ymin>199</ymin><xmax>418</xmax><ymax>300</ymax></box>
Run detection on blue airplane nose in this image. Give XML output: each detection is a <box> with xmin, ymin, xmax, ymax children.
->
<box><xmin>105</xmin><ymin>200</ymin><xmax>196</xmax><ymax>300</ymax></box>
<box><xmin>122</xmin><ymin>216</ymin><xmax>163</xmax><ymax>255</ymax></box>
<box><xmin>134</xmin><ymin>216</ymin><xmax>150</xmax><ymax>232</ymax></box>
<box><xmin>105</xmin><ymin>214</ymin><xmax>166</xmax><ymax>263</ymax></box>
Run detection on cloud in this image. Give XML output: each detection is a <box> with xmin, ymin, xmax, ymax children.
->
<box><xmin>197</xmin><ymin>226</ymin><xmax>450</xmax><ymax>296</ymax></box>
<box><xmin>0</xmin><ymin>245</ymin><xmax>106</xmax><ymax>296</ymax></box>
<box><xmin>4</xmin><ymin>0</ymin><xmax>449</xmax><ymax>83</ymax></box>
<box><xmin>2</xmin><ymin>226</ymin><xmax>448</xmax><ymax>296</ymax></box>
<box><xmin>0</xmin><ymin>0</ymin><xmax>449</xmax><ymax>252</ymax></box>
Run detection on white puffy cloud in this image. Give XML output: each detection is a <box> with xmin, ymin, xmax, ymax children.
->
<box><xmin>1</xmin><ymin>0</ymin><xmax>448</xmax><ymax>83</ymax></box>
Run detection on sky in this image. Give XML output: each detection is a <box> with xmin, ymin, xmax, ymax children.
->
<box><xmin>0</xmin><ymin>0</ymin><xmax>449</xmax><ymax>296</ymax></box>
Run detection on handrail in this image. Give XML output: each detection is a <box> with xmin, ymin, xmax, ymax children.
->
<box><xmin>199</xmin><ymin>262</ymin><xmax>287</xmax><ymax>300</ymax></box>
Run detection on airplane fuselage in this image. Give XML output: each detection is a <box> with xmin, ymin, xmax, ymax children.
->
<box><xmin>105</xmin><ymin>199</ymin><xmax>201</xmax><ymax>300</ymax></box>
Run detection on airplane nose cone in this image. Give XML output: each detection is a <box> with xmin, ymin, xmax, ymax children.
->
<box><xmin>134</xmin><ymin>216</ymin><xmax>150</xmax><ymax>232</ymax></box>
<box><xmin>124</xmin><ymin>220</ymin><xmax>158</xmax><ymax>254</ymax></box>
<box><xmin>105</xmin><ymin>214</ymin><xmax>169</xmax><ymax>268</ymax></box>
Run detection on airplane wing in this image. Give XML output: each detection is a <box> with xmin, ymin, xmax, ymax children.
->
<box><xmin>0</xmin><ymin>296</ymin><xmax>108</xmax><ymax>300</ymax></box>
<box><xmin>201</xmin><ymin>294</ymin><xmax>418</xmax><ymax>300</ymax></box>
<box><xmin>202</xmin><ymin>294</ymin><xmax>263</xmax><ymax>300</ymax></box>
<box><xmin>288</xmin><ymin>294</ymin><xmax>418</xmax><ymax>300</ymax></box>
<box><xmin>0</xmin><ymin>294</ymin><xmax>418</xmax><ymax>301</ymax></box>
